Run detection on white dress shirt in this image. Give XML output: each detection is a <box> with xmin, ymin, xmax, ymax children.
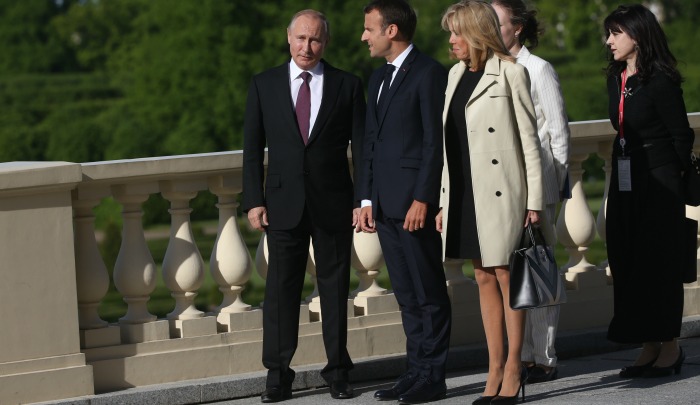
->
<box><xmin>290</xmin><ymin>60</ymin><xmax>324</xmax><ymax>140</ymax></box>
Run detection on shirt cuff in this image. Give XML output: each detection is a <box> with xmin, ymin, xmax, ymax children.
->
<box><xmin>361</xmin><ymin>199</ymin><xmax>372</xmax><ymax>208</ymax></box>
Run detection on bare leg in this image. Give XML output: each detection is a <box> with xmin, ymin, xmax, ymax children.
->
<box><xmin>495</xmin><ymin>266</ymin><xmax>525</xmax><ymax>397</ymax></box>
<box><xmin>634</xmin><ymin>342</ymin><xmax>661</xmax><ymax>366</ymax></box>
<box><xmin>474</xmin><ymin>260</ymin><xmax>505</xmax><ymax>397</ymax></box>
<box><xmin>654</xmin><ymin>339</ymin><xmax>680</xmax><ymax>367</ymax></box>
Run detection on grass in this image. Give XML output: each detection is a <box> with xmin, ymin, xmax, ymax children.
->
<box><xmin>96</xmin><ymin>178</ymin><xmax>609</xmax><ymax>323</ymax></box>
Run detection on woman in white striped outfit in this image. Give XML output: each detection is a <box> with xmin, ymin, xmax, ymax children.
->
<box><xmin>491</xmin><ymin>0</ymin><xmax>570</xmax><ymax>384</ymax></box>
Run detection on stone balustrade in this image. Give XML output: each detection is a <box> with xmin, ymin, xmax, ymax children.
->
<box><xmin>1</xmin><ymin>115</ymin><xmax>699</xmax><ymax>404</ymax></box>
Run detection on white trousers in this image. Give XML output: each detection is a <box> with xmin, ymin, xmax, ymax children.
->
<box><xmin>521</xmin><ymin>203</ymin><xmax>560</xmax><ymax>367</ymax></box>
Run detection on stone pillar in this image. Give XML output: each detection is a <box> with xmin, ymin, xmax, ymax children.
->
<box><xmin>112</xmin><ymin>183</ymin><xmax>170</xmax><ymax>343</ymax></box>
<box><xmin>556</xmin><ymin>152</ymin><xmax>604</xmax><ymax>288</ymax></box>
<box><xmin>208</xmin><ymin>175</ymin><xmax>261</xmax><ymax>332</ymax></box>
<box><xmin>0</xmin><ymin>162</ymin><xmax>94</xmax><ymax>404</ymax></box>
<box><xmin>351</xmin><ymin>232</ymin><xmax>398</xmax><ymax>316</ymax></box>
<box><xmin>73</xmin><ymin>186</ymin><xmax>120</xmax><ymax>348</ymax></box>
<box><xmin>595</xmin><ymin>142</ymin><xmax>613</xmax><ymax>282</ymax></box>
<box><xmin>161</xmin><ymin>180</ymin><xmax>217</xmax><ymax>337</ymax></box>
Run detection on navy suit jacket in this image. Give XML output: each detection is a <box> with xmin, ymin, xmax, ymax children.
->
<box><xmin>358</xmin><ymin>48</ymin><xmax>447</xmax><ymax>219</ymax></box>
<box><xmin>242</xmin><ymin>60</ymin><xmax>366</xmax><ymax>231</ymax></box>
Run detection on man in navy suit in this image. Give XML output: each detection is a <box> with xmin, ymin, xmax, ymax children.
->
<box><xmin>357</xmin><ymin>1</ymin><xmax>451</xmax><ymax>403</ymax></box>
<box><xmin>242</xmin><ymin>9</ymin><xmax>365</xmax><ymax>403</ymax></box>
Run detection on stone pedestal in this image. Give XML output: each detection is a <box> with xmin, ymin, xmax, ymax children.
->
<box><xmin>169</xmin><ymin>316</ymin><xmax>218</xmax><ymax>338</ymax></box>
<box><xmin>80</xmin><ymin>325</ymin><xmax>121</xmax><ymax>349</ymax></box>
<box><xmin>120</xmin><ymin>320</ymin><xmax>170</xmax><ymax>344</ymax></box>
<box><xmin>217</xmin><ymin>309</ymin><xmax>263</xmax><ymax>332</ymax></box>
<box><xmin>353</xmin><ymin>293</ymin><xmax>399</xmax><ymax>316</ymax></box>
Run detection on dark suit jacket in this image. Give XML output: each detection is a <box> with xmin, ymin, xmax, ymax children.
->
<box><xmin>357</xmin><ymin>48</ymin><xmax>447</xmax><ymax>219</ymax></box>
<box><xmin>242</xmin><ymin>60</ymin><xmax>366</xmax><ymax>231</ymax></box>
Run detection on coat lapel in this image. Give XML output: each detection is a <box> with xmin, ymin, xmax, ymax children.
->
<box><xmin>467</xmin><ymin>55</ymin><xmax>501</xmax><ymax>106</ymax></box>
<box><xmin>276</xmin><ymin>62</ymin><xmax>305</xmax><ymax>144</ymax></box>
<box><xmin>308</xmin><ymin>60</ymin><xmax>338</xmax><ymax>145</ymax></box>
<box><xmin>377</xmin><ymin>47</ymin><xmax>418</xmax><ymax>127</ymax></box>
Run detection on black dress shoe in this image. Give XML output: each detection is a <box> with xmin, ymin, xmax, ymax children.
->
<box><xmin>374</xmin><ymin>372</ymin><xmax>418</xmax><ymax>400</ymax></box>
<box><xmin>526</xmin><ymin>365</ymin><xmax>558</xmax><ymax>383</ymax></box>
<box><xmin>619</xmin><ymin>357</ymin><xmax>657</xmax><ymax>378</ymax></box>
<box><xmin>260</xmin><ymin>385</ymin><xmax>292</xmax><ymax>403</ymax></box>
<box><xmin>397</xmin><ymin>377</ymin><xmax>446</xmax><ymax>404</ymax></box>
<box><xmin>330</xmin><ymin>380</ymin><xmax>354</xmax><ymax>399</ymax></box>
<box><xmin>644</xmin><ymin>348</ymin><xmax>685</xmax><ymax>378</ymax></box>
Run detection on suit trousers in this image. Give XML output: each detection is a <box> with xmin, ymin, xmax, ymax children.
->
<box><xmin>262</xmin><ymin>207</ymin><xmax>353</xmax><ymax>387</ymax></box>
<box><xmin>375</xmin><ymin>210</ymin><xmax>452</xmax><ymax>382</ymax></box>
<box><xmin>521</xmin><ymin>203</ymin><xmax>560</xmax><ymax>367</ymax></box>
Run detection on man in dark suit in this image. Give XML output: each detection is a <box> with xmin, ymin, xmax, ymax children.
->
<box><xmin>242</xmin><ymin>9</ymin><xmax>365</xmax><ymax>403</ymax></box>
<box><xmin>357</xmin><ymin>1</ymin><xmax>451</xmax><ymax>403</ymax></box>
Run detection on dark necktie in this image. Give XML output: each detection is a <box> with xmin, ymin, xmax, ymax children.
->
<box><xmin>376</xmin><ymin>64</ymin><xmax>395</xmax><ymax>113</ymax></box>
<box><xmin>296</xmin><ymin>72</ymin><xmax>311</xmax><ymax>144</ymax></box>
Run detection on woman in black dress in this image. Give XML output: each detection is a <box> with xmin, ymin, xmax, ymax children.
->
<box><xmin>604</xmin><ymin>4</ymin><xmax>695</xmax><ymax>378</ymax></box>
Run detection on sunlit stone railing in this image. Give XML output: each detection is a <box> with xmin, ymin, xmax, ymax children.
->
<box><xmin>1</xmin><ymin>115</ymin><xmax>699</xmax><ymax>404</ymax></box>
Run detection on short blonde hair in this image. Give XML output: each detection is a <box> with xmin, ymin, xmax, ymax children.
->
<box><xmin>441</xmin><ymin>0</ymin><xmax>515</xmax><ymax>69</ymax></box>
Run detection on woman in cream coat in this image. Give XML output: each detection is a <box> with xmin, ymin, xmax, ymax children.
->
<box><xmin>437</xmin><ymin>1</ymin><xmax>542</xmax><ymax>404</ymax></box>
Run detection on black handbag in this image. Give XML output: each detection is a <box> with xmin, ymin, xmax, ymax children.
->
<box><xmin>685</xmin><ymin>153</ymin><xmax>700</xmax><ymax>207</ymax></box>
<box><xmin>509</xmin><ymin>224</ymin><xmax>567</xmax><ymax>310</ymax></box>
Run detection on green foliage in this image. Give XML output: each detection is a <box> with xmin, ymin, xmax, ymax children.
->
<box><xmin>0</xmin><ymin>0</ymin><xmax>697</xmax><ymax>165</ymax></box>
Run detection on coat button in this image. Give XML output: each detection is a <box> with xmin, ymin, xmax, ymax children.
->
<box><xmin>442</xmin><ymin>187</ymin><xmax>445</xmax><ymax>192</ymax></box>
<box><xmin>488</xmin><ymin>127</ymin><xmax>495</xmax><ymax>133</ymax></box>
<box><xmin>495</xmin><ymin>191</ymin><xmax>502</xmax><ymax>196</ymax></box>
<box><xmin>492</xmin><ymin>159</ymin><xmax>499</xmax><ymax>164</ymax></box>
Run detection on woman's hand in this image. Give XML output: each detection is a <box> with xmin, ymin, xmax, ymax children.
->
<box><xmin>436</xmin><ymin>209</ymin><xmax>443</xmax><ymax>233</ymax></box>
<box><xmin>524</xmin><ymin>210</ymin><xmax>540</xmax><ymax>227</ymax></box>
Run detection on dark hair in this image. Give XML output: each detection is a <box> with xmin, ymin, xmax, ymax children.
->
<box><xmin>604</xmin><ymin>4</ymin><xmax>681</xmax><ymax>84</ymax></box>
<box><xmin>491</xmin><ymin>0</ymin><xmax>541</xmax><ymax>50</ymax></box>
<box><xmin>363</xmin><ymin>0</ymin><xmax>417</xmax><ymax>41</ymax></box>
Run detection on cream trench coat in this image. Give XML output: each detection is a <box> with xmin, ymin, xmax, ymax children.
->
<box><xmin>439</xmin><ymin>55</ymin><xmax>543</xmax><ymax>267</ymax></box>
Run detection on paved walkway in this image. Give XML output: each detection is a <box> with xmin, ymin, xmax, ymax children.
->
<box><xmin>43</xmin><ymin>321</ymin><xmax>700</xmax><ymax>405</ymax></box>
<box><xmin>212</xmin><ymin>336</ymin><xmax>700</xmax><ymax>405</ymax></box>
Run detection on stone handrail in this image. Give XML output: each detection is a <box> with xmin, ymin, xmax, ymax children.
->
<box><xmin>1</xmin><ymin>115</ymin><xmax>699</xmax><ymax>404</ymax></box>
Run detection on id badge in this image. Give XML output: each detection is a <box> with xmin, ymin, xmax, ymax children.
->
<box><xmin>617</xmin><ymin>156</ymin><xmax>631</xmax><ymax>191</ymax></box>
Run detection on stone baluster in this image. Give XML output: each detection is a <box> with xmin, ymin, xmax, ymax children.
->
<box><xmin>209</xmin><ymin>175</ymin><xmax>263</xmax><ymax>332</ymax></box>
<box><xmin>160</xmin><ymin>181</ymin><xmax>206</xmax><ymax>320</ymax></box>
<box><xmin>112</xmin><ymin>184</ymin><xmax>159</xmax><ymax>324</ymax></box>
<box><xmin>209</xmin><ymin>175</ymin><xmax>252</xmax><ymax>313</ymax></box>
<box><xmin>443</xmin><ymin>258</ymin><xmax>470</xmax><ymax>286</ymax></box>
<box><xmin>351</xmin><ymin>232</ymin><xmax>386</xmax><ymax>297</ymax></box>
<box><xmin>595</xmin><ymin>142</ymin><xmax>613</xmax><ymax>281</ymax></box>
<box><xmin>161</xmin><ymin>180</ymin><xmax>217</xmax><ymax>337</ymax></box>
<box><xmin>73</xmin><ymin>188</ymin><xmax>111</xmax><ymax>330</ymax></box>
<box><xmin>351</xmin><ymin>232</ymin><xmax>398</xmax><ymax>316</ymax></box>
<box><xmin>556</xmin><ymin>152</ymin><xmax>601</xmax><ymax>287</ymax></box>
<box><xmin>305</xmin><ymin>243</ymin><xmax>319</xmax><ymax>304</ymax></box>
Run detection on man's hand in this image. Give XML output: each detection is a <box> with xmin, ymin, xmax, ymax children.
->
<box><xmin>352</xmin><ymin>207</ymin><xmax>361</xmax><ymax>232</ymax></box>
<box><xmin>357</xmin><ymin>206</ymin><xmax>376</xmax><ymax>233</ymax></box>
<box><xmin>524</xmin><ymin>210</ymin><xmax>540</xmax><ymax>227</ymax></box>
<box><xmin>435</xmin><ymin>209</ymin><xmax>443</xmax><ymax>233</ymax></box>
<box><xmin>403</xmin><ymin>200</ymin><xmax>427</xmax><ymax>232</ymax></box>
<box><xmin>248</xmin><ymin>206</ymin><xmax>269</xmax><ymax>231</ymax></box>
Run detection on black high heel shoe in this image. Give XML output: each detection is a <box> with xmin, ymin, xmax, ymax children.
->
<box><xmin>644</xmin><ymin>348</ymin><xmax>685</xmax><ymax>378</ymax></box>
<box><xmin>619</xmin><ymin>357</ymin><xmax>657</xmax><ymax>378</ymax></box>
<box><xmin>472</xmin><ymin>383</ymin><xmax>501</xmax><ymax>405</ymax></box>
<box><xmin>490</xmin><ymin>367</ymin><xmax>526</xmax><ymax>404</ymax></box>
